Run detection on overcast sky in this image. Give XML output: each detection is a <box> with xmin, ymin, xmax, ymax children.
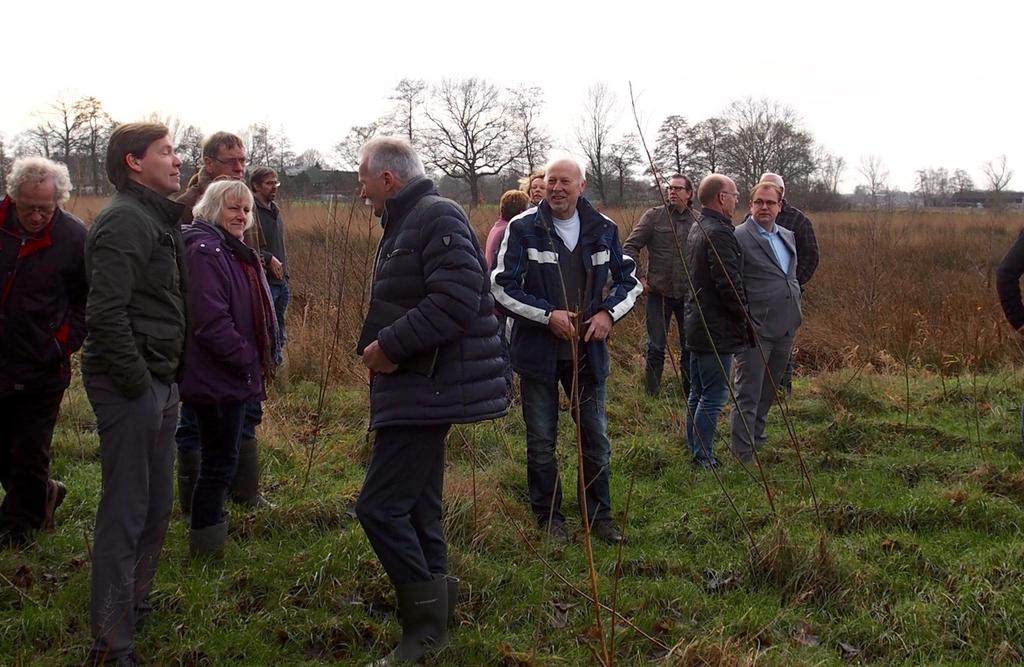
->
<box><xmin>4</xmin><ymin>0</ymin><xmax>1019</xmax><ymax>192</ymax></box>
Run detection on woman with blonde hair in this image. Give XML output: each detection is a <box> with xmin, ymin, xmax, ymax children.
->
<box><xmin>179</xmin><ymin>180</ymin><xmax>278</xmax><ymax>556</ymax></box>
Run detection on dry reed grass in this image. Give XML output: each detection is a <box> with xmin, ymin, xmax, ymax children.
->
<box><xmin>66</xmin><ymin>195</ymin><xmax>1024</xmax><ymax>381</ymax></box>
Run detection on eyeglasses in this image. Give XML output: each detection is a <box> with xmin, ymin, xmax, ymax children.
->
<box><xmin>721</xmin><ymin>191</ymin><xmax>740</xmax><ymax>199</ymax></box>
<box><xmin>752</xmin><ymin>199</ymin><xmax>780</xmax><ymax>208</ymax></box>
<box><xmin>18</xmin><ymin>204</ymin><xmax>56</xmax><ymax>218</ymax></box>
<box><xmin>667</xmin><ymin>186</ymin><xmax>690</xmax><ymax>192</ymax></box>
<box><xmin>211</xmin><ymin>156</ymin><xmax>247</xmax><ymax>167</ymax></box>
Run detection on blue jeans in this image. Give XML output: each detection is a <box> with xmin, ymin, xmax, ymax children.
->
<box><xmin>645</xmin><ymin>292</ymin><xmax>688</xmax><ymax>390</ymax></box>
<box><xmin>188</xmin><ymin>401</ymin><xmax>245</xmax><ymax>530</ymax></box>
<box><xmin>687</xmin><ymin>352</ymin><xmax>734</xmax><ymax>465</ymax></box>
<box><xmin>521</xmin><ymin>361</ymin><xmax>612</xmax><ymax>526</ymax></box>
<box><xmin>270</xmin><ymin>282</ymin><xmax>290</xmax><ymax>365</ymax></box>
<box><xmin>176</xmin><ymin>400</ymin><xmax>263</xmax><ymax>451</ymax></box>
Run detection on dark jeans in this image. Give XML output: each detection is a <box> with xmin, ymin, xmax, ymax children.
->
<box><xmin>188</xmin><ymin>401</ymin><xmax>246</xmax><ymax>530</ymax></box>
<box><xmin>0</xmin><ymin>389</ymin><xmax>64</xmax><ymax>537</ymax></box>
<box><xmin>270</xmin><ymin>282</ymin><xmax>290</xmax><ymax>365</ymax></box>
<box><xmin>176</xmin><ymin>400</ymin><xmax>262</xmax><ymax>451</ymax></box>
<box><xmin>521</xmin><ymin>361</ymin><xmax>612</xmax><ymax>527</ymax></box>
<box><xmin>356</xmin><ymin>424</ymin><xmax>450</xmax><ymax>586</ymax></box>
<box><xmin>645</xmin><ymin>292</ymin><xmax>689</xmax><ymax>386</ymax></box>
<box><xmin>497</xmin><ymin>314</ymin><xmax>513</xmax><ymax>392</ymax></box>
<box><xmin>687</xmin><ymin>352</ymin><xmax>734</xmax><ymax>465</ymax></box>
<box><xmin>86</xmin><ymin>374</ymin><xmax>177</xmax><ymax>661</ymax></box>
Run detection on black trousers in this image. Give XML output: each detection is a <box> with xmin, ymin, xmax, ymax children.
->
<box><xmin>0</xmin><ymin>389</ymin><xmax>65</xmax><ymax>536</ymax></box>
<box><xmin>188</xmin><ymin>401</ymin><xmax>246</xmax><ymax>530</ymax></box>
<box><xmin>356</xmin><ymin>424</ymin><xmax>450</xmax><ymax>586</ymax></box>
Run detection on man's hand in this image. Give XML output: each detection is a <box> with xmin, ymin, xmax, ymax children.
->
<box><xmin>584</xmin><ymin>310</ymin><xmax>613</xmax><ymax>342</ymax></box>
<box><xmin>361</xmin><ymin>340</ymin><xmax>398</xmax><ymax>373</ymax></box>
<box><xmin>269</xmin><ymin>256</ymin><xmax>285</xmax><ymax>281</ymax></box>
<box><xmin>547</xmin><ymin>310</ymin><xmax>577</xmax><ymax>340</ymax></box>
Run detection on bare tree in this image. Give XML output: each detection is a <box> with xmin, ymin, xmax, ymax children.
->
<box><xmin>719</xmin><ymin>98</ymin><xmax>816</xmax><ymax>191</ymax></box>
<box><xmin>296</xmin><ymin>148</ymin><xmax>325</xmax><ymax>169</ymax></box>
<box><xmin>0</xmin><ymin>134</ymin><xmax>10</xmax><ymax>194</ymax></box>
<box><xmin>75</xmin><ymin>97</ymin><xmax>115</xmax><ymax>194</ymax></box>
<box><xmin>982</xmin><ymin>154</ymin><xmax>1013</xmax><ymax>192</ymax></box>
<box><xmin>915</xmin><ymin>167</ymin><xmax>952</xmax><ymax>206</ymax></box>
<box><xmin>608</xmin><ymin>134</ymin><xmax>642</xmax><ymax>205</ymax></box>
<box><xmin>951</xmin><ymin>168</ymin><xmax>974</xmax><ymax>193</ymax></box>
<box><xmin>813</xmin><ymin>149</ymin><xmax>845</xmax><ymax>194</ymax></box>
<box><xmin>575</xmin><ymin>83</ymin><xmax>618</xmax><ymax>206</ymax></box>
<box><xmin>508</xmin><ymin>85</ymin><xmax>551</xmax><ymax>175</ymax></box>
<box><xmin>421</xmin><ymin>77</ymin><xmax>520</xmax><ymax>205</ymax></box>
<box><xmin>651</xmin><ymin>114</ymin><xmax>690</xmax><ymax>179</ymax></box>
<box><xmin>13</xmin><ymin>126</ymin><xmax>53</xmax><ymax>159</ymax></box>
<box><xmin>389</xmin><ymin>79</ymin><xmax>427</xmax><ymax>144</ymax></box>
<box><xmin>333</xmin><ymin>121</ymin><xmax>382</xmax><ymax>171</ymax></box>
<box><xmin>686</xmin><ymin>117</ymin><xmax>729</xmax><ymax>178</ymax></box>
<box><xmin>176</xmin><ymin>125</ymin><xmax>205</xmax><ymax>184</ymax></box>
<box><xmin>858</xmin><ymin>154</ymin><xmax>889</xmax><ymax>199</ymax></box>
<box><xmin>246</xmin><ymin>124</ymin><xmax>295</xmax><ymax>173</ymax></box>
<box><xmin>37</xmin><ymin>96</ymin><xmax>84</xmax><ymax>163</ymax></box>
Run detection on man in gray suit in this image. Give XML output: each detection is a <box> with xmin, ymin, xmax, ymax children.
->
<box><xmin>730</xmin><ymin>181</ymin><xmax>802</xmax><ymax>463</ymax></box>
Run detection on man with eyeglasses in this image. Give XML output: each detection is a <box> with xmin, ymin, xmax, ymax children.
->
<box><xmin>173</xmin><ymin>132</ymin><xmax>271</xmax><ymax>517</ymax></box>
<box><xmin>0</xmin><ymin>157</ymin><xmax>87</xmax><ymax>548</ymax></box>
<box><xmin>624</xmin><ymin>174</ymin><xmax>699</xmax><ymax>397</ymax></box>
<box><xmin>683</xmin><ymin>174</ymin><xmax>751</xmax><ymax>469</ymax></box>
<box><xmin>729</xmin><ymin>182</ymin><xmax>801</xmax><ymax>464</ymax></box>
<box><xmin>759</xmin><ymin>172</ymin><xmax>818</xmax><ymax>393</ymax></box>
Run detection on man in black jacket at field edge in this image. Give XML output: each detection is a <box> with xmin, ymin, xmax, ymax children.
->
<box><xmin>683</xmin><ymin>174</ymin><xmax>751</xmax><ymax>469</ymax></box>
<box><xmin>996</xmin><ymin>232</ymin><xmax>1024</xmax><ymax>454</ymax></box>
<box><xmin>0</xmin><ymin>157</ymin><xmax>87</xmax><ymax>548</ymax></box>
<box><xmin>355</xmin><ymin>136</ymin><xmax>507</xmax><ymax>665</ymax></box>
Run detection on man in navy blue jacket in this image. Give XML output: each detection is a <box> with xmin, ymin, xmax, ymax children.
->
<box><xmin>355</xmin><ymin>136</ymin><xmax>507</xmax><ymax>665</ymax></box>
<box><xmin>491</xmin><ymin>156</ymin><xmax>641</xmax><ymax>545</ymax></box>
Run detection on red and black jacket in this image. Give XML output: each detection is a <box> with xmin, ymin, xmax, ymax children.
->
<box><xmin>0</xmin><ymin>196</ymin><xmax>88</xmax><ymax>394</ymax></box>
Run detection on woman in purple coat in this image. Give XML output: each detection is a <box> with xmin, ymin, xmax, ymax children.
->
<box><xmin>180</xmin><ymin>180</ymin><xmax>278</xmax><ymax>556</ymax></box>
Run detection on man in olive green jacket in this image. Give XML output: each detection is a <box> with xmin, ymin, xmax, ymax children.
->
<box><xmin>84</xmin><ymin>122</ymin><xmax>187</xmax><ymax>666</ymax></box>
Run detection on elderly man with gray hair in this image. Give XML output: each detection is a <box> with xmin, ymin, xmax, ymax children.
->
<box><xmin>0</xmin><ymin>157</ymin><xmax>87</xmax><ymax>548</ymax></box>
<box><xmin>354</xmin><ymin>136</ymin><xmax>507</xmax><ymax>665</ymax></box>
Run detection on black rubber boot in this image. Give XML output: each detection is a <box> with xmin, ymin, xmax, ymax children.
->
<box><xmin>230</xmin><ymin>438</ymin><xmax>272</xmax><ymax>508</ymax></box>
<box><xmin>369</xmin><ymin>576</ymin><xmax>448</xmax><ymax>665</ymax></box>
<box><xmin>189</xmin><ymin>520</ymin><xmax>228</xmax><ymax>558</ymax></box>
<box><xmin>177</xmin><ymin>449</ymin><xmax>201</xmax><ymax>517</ymax></box>
<box><xmin>445</xmin><ymin>575</ymin><xmax>459</xmax><ymax>628</ymax></box>
<box><xmin>644</xmin><ymin>363</ymin><xmax>662</xmax><ymax>396</ymax></box>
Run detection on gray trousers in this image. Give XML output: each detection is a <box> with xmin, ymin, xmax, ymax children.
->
<box><xmin>86</xmin><ymin>374</ymin><xmax>178</xmax><ymax>660</ymax></box>
<box><xmin>730</xmin><ymin>334</ymin><xmax>794</xmax><ymax>462</ymax></box>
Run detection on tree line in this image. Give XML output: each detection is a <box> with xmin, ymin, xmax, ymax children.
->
<box><xmin>0</xmin><ymin>84</ymin><xmax>1014</xmax><ymax>208</ymax></box>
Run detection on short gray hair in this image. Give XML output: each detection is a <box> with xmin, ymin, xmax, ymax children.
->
<box><xmin>6</xmin><ymin>157</ymin><xmax>73</xmax><ymax>205</ymax></box>
<box><xmin>357</xmin><ymin>136</ymin><xmax>425</xmax><ymax>182</ymax></box>
<box><xmin>193</xmin><ymin>180</ymin><xmax>255</xmax><ymax>232</ymax></box>
<box><xmin>760</xmin><ymin>172</ymin><xmax>785</xmax><ymax>192</ymax></box>
<box><xmin>543</xmin><ymin>153</ymin><xmax>587</xmax><ymax>181</ymax></box>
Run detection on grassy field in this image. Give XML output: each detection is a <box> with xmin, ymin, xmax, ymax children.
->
<box><xmin>5</xmin><ymin>197</ymin><xmax>1024</xmax><ymax>665</ymax></box>
<box><xmin>3</xmin><ymin>364</ymin><xmax>1024</xmax><ymax>665</ymax></box>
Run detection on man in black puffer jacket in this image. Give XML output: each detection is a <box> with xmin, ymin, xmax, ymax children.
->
<box><xmin>354</xmin><ymin>136</ymin><xmax>507</xmax><ymax>666</ymax></box>
<box><xmin>0</xmin><ymin>157</ymin><xmax>87</xmax><ymax>548</ymax></box>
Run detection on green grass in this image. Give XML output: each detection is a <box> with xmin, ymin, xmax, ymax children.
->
<box><xmin>3</xmin><ymin>366</ymin><xmax>1024</xmax><ymax>665</ymax></box>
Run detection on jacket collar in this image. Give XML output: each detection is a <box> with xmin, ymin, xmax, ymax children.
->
<box><xmin>700</xmin><ymin>207</ymin><xmax>735</xmax><ymax>226</ymax></box>
<box><xmin>123</xmin><ymin>180</ymin><xmax>186</xmax><ymax>226</ymax></box>
<box><xmin>536</xmin><ymin>196</ymin><xmax>608</xmax><ymax>245</ymax></box>
<box><xmin>381</xmin><ymin>176</ymin><xmax>436</xmax><ymax>228</ymax></box>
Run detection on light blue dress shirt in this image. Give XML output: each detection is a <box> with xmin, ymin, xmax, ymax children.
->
<box><xmin>756</xmin><ymin>222</ymin><xmax>792</xmax><ymax>274</ymax></box>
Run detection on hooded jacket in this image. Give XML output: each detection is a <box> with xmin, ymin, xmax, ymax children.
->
<box><xmin>178</xmin><ymin>220</ymin><xmax>275</xmax><ymax>404</ymax></box>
